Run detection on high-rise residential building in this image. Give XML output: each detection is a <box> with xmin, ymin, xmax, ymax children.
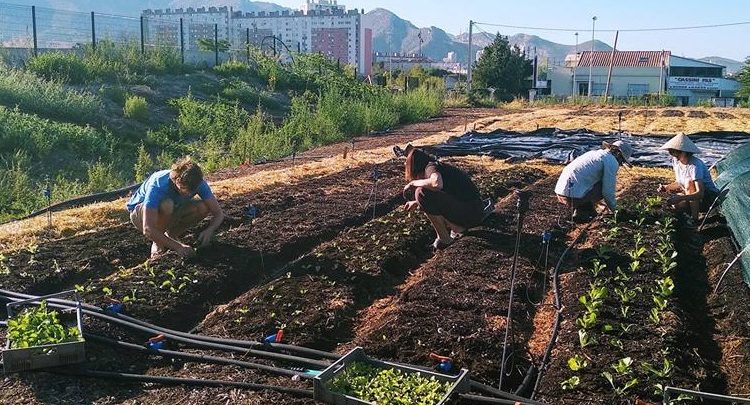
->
<box><xmin>142</xmin><ymin>1</ymin><xmax>370</xmax><ymax>75</ymax></box>
<box><xmin>142</xmin><ymin>7</ymin><xmax>230</xmax><ymax>51</ymax></box>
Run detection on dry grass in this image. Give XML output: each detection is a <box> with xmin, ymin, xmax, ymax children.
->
<box><xmin>485</xmin><ymin>106</ymin><xmax>750</xmax><ymax>135</ymax></box>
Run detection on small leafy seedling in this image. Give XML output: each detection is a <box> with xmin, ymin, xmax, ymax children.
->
<box><xmin>6</xmin><ymin>301</ymin><xmax>81</xmax><ymax>349</ymax></box>
<box><xmin>560</xmin><ymin>376</ymin><xmax>580</xmax><ymax>390</ymax></box>
<box><xmin>567</xmin><ymin>355</ymin><xmax>588</xmax><ymax>371</ymax></box>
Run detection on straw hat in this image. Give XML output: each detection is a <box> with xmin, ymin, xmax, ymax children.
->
<box><xmin>602</xmin><ymin>140</ymin><xmax>633</xmax><ymax>164</ymax></box>
<box><xmin>660</xmin><ymin>133</ymin><xmax>700</xmax><ymax>154</ymax></box>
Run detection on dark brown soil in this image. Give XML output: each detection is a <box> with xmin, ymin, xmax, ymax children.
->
<box><xmin>661</xmin><ymin>110</ymin><xmax>685</xmax><ymax>117</ymax></box>
<box><xmin>688</xmin><ymin>111</ymin><xmax>711</xmax><ymax>119</ymax></box>
<box><xmin>536</xmin><ymin>177</ymin><xmax>726</xmax><ymax>403</ymax></box>
<box><xmin>713</xmin><ymin>112</ymin><xmax>736</xmax><ymax>119</ymax></box>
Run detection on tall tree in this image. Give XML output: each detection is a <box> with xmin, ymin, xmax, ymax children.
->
<box><xmin>472</xmin><ymin>34</ymin><xmax>533</xmax><ymax>101</ymax></box>
<box><xmin>737</xmin><ymin>56</ymin><xmax>750</xmax><ymax>101</ymax></box>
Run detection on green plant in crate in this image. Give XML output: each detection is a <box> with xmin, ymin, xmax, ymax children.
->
<box><xmin>328</xmin><ymin>361</ymin><xmax>452</xmax><ymax>405</ymax></box>
<box><xmin>6</xmin><ymin>301</ymin><xmax>81</xmax><ymax>349</ymax></box>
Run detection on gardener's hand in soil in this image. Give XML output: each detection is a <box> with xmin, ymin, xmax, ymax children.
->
<box><xmin>657</xmin><ymin>184</ymin><xmax>666</xmax><ymax>192</ymax></box>
<box><xmin>175</xmin><ymin>243</ymin><xmax>196</xmax><ymax>258</ymax></box>
<box><xmin>197</xmin><ymin>229</ymin><xmax>214</xmax><ymax>247</ymax></box>
<box><xmin>404</xmin><ymin>201</ymin><xmax>419</xmax><ymax>212</ymax></box>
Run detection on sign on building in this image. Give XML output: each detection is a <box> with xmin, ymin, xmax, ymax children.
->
<box><xmin>667</xmin><ymin>76</ymin><xmax>720</xmax><ymax>90</ymax></box>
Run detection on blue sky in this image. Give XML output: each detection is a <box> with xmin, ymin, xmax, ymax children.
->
<box><xmin>274</xmin><ymin>0</ymin><xmax>750</xmax><ymax>60</ymax></box>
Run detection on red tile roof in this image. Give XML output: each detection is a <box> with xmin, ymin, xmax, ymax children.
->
<box><xmin>577</xmin><ymin>50</ymin><xmax>670</xmax><ymax>68</ymax></box>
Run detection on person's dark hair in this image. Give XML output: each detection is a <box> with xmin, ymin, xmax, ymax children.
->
<box><xmin>405</xmin><ymin>147</ymin><xmax>435</xmax><ymax>181</ymax></box>
<box><xmin>171</xmin><ymin>156</ymin><xmax>203</xmax><ymax>191</ymax></box>
<box><xmin>668</xmin><ymin>149</ymin><xmax>693</xmax><ymax>159</ymax></box>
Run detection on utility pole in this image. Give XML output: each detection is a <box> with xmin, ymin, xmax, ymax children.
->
<box><xmin>573</xmin><ymin>32</ymin><xmax>578</xmax><ymax>96</ymax></box>
<box><xmin>658</xmin><ymin>49</ymin><xmax>665</xmax><ymax>96</ymax></box>
<box><xmin>587</xmin><ymin>16</ymin><xmax>597</xmax><ymax>98</ymax></box>
<box><xmin>604</xmin><ymin>30</ymin><xmax>618</xmax><ymax>101</ymax></box>
<box><xmin>467</xmin><ymin>20</ymin><xmax>473</xmax><ymax>93</ymax></box>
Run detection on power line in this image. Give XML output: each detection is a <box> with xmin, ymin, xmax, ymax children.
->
<box><xmin>473</xmin><ymin>20</ymin><xmax>750</xmax><ymax>33</ymax></box>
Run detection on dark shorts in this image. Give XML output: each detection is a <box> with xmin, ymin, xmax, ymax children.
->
<box><xmin>700</xmin><ymin>189</ymin><xmax>720</xmax><ymax>212</ymax></box>
<box><xmin>557</xmin><ymin>181</ymin><xmax>603</xmax><ymax>209</ymax></box>
<box><xmin>404</xmin><ymin>186</ymin><xmax>485</xmax><ymax>228</ymax></box>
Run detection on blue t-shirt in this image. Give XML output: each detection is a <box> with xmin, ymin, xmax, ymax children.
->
<box><xmin>126</xmin><ymin>170</ymin><xmax>215</xmax><ymax>212</ymax></box>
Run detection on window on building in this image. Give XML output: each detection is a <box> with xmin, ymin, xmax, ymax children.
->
<box><xmin>627</xmin><ymin>83</ymin><xmax>649</xmax><ymax>97</ymax></box>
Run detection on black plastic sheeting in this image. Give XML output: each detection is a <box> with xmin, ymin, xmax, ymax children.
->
<box><xmin>424</xmin><ymin>128</ymin><xmax>750</xmax><ymax>168</ymax></box>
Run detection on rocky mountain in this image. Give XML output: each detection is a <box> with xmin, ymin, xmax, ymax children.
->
<box><xmin>364</xmin><ymin>8</ymin><xmax>612</xmax><ymax>65</ymax></box>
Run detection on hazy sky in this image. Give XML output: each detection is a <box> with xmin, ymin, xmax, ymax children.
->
<box><xmin>275</xmin><ymin>0</ymin><xmax>750</xmax><ymax>60</ymax></box>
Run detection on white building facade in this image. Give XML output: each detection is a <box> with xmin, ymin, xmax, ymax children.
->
<box><xmin>142</xmin><ymin>1</ymin><xmax>370</xmax><ymax>74</ymax></box>
<box><xmin>550</xmin><ymin>50</ymin><xmax>740</xmax><ymax>106</ymax></box>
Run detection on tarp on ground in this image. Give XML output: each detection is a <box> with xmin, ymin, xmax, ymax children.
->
<box><xmin>715</xmin><ymin>141</ymin><xmax>750</xmax><ymax>287</ymax></box>
<box><xmin>424</xmin><ymin>128</ymin><xmax>750</xmax><ymax>168</ymax></box>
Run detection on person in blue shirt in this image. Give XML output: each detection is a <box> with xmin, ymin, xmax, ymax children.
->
<box><xmin>657</xmin><ymin>133</ymin><xmax>720</xmax><ymax>221</ymax></box>
<box><xmin>126</xmin><ymin>157</ymin><xmax>225</xmax><ymax>259</ymax></box>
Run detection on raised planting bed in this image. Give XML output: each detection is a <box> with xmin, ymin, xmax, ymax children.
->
<box><xmin>0</xmin><ymin>225</ymin><xmax>147</xmax><ymax>295</ymax></box>
<box><xmin>196</xmin><ymin>166</ymin><xmax>548</xmax><ymax>351</ymax></box>
<box><xmin>349</xmin><ymin>175</ymin><xmax>566</xmax><ymax>390</ymax></box>
<box><xmin>315</xmin><ymin>347</ymin><xmax>469</xmax><ymax>405</ymax></box>
<box><xmin>71</xmin><ymin>161</ymin><xmax>408</xmax><ymax>330</ymax></box>
<box><xmin>536</xmin><ymin>177</ymin><xmax>725</xmax><ymax>403</ymax></box>
<box><xmin>2</xmin><ymin>292</ymin><xmax>85</xmax><ymax>373</ymax></box>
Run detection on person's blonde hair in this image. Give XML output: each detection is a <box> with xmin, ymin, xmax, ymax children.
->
<box><xmin>170</xmin><ymin>156</ymin><xmax>203</xmax><ymax>191</ymax></box>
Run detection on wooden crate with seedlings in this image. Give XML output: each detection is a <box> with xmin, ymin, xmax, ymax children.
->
<box><xmin>1</xmin><ymin>291</ymin><xmax>85</xmax><ymax>373</ymax></box>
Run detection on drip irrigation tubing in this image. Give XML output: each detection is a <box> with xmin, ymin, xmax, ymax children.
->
<box><xmin>53</xmin><ymin>369</ymin><xmax>315</xmax><ymax>398</ymax></box>
<box><xmin>1</xmin><ymin>183</ymin><xmax>141</xmax><ymax>225</ymax></box>
<box><xmin>458</xmin><ymin>393</ymin><xmax>537</xmax><ymax>404</ymax></box>
<box><xmin>0</xmin><ymin>292</ymin><xmax>330</xmax><ymax>369</ymax></box>
<box><xmin>84</xmin><ymin>334</ymin><xmax>309</xmax><ymax>379</ymax></box>
<box><xmin>498</xmin><ymin>191</ymin><xmax>529</xmax><ymax>390</ymax></box>
<box><xmin>530</xmin><ymin>222</ymin><xmax>592</xmax><ymax>399</ymax></box>
<box><xmin>0</xmin><ymin>289</ymin><xmax>339</xmax><ymax>361</ymax></box>
<box><xmin>469</xmin><ymin>380</ymin><xmax>546</xmax><ymax>405</ymax></box>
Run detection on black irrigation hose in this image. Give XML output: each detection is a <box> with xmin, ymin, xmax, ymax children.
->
<box><xmin>469</xmin><ymin>380</ymin><xmax>545</xmax><ymax>405</ymax></box>
<box><xmin>459</xmin><ymin>393</ymin><xmax>537</xmax><ymax>404</ymax></box>
<box><xmin>0</xmin><ymin>289</ymin><xmax>339</xmax><ymax>361</ymax></box>
<box><xmin>54</xmin><ymin>369</ymin><xmax>314</xmax><ymax>398</ymax></box>
<box><xmin>499</xmin><ymin>192</ymin><xmax>528</xmax><ymax>390</ymax></box>
<box><xmin>530</xmin><ymin>224</ymin><xmax>590</xmax><ymax>399</ymax></box>
<box><xmin>85</xmin><ymin>334</ymin><xmax>308</xmax><ymax>379</ymax></box>
<box><xmin>0</xmin><ymin>293</ymin><xmax>330</xmax><ymax>369</ymax></box>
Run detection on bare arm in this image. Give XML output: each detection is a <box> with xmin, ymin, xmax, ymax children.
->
<box><xmin>198</xmin><ymin>199</ymin><xmax>225</xmax><ymax>246</ymax></box>
<box><xmin>671</xmin><ymin>180</ymin><xmax>704</xmax><ymax>203</ymax></box>
<box><xmin>407</xmin><ymin>165</ymin><xmax>443</xmax><ymax>190</ymax></box>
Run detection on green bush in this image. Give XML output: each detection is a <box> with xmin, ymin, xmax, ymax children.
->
<box><xmin>134</xmin><ymin>143</ymin><xmax>155</xmax><ymax>182</ymax></box>
<box><xmin>214</xmin><ymin>60</ymin><xmax>253</xmax><ymax>78</ymax></box>
<box><xmin>26</xmin><ymin>42</ymin><xmax>185</xmax><ymax>85</ymax></box>
<box><xmin>394</xmin><ymin>88</ymin><xmax>444</xmax><ymax>123</ymax></box>
<box><xmin>86</xmin><ymin>160</ymin><xmax>124</xmax><ymax>193</ymax></box>
<box><xmin>172</xmin><ymin>94</ymin><xmax>249</xmax><ymax>145</ymax></box>
<box><xmin>124</xmin><ymin>95</ymin><xmax>150</xmax><ymax>122</ymax></box>
<box><xmin>99</xmin><ymin>85</ymin><xmax>128</xmax><ymax>106</ymax></box>
<box><xmin>220</xmin><ymin>79</ymin><xmax>281</xmax><ymax>110</ymax></box>
<box><xmin>0</xmin><ymin>65</ymin><xmax>102</xmax><ymax>124</ymax></box>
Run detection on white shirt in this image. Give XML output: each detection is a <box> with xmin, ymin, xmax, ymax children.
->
<box><xmin>555</xmin><ymin>149</ymin><xmax>620</xmax><ymax>210</ymax></box>
<box><xmin>672</xmin><ymin>156</ymin><xmax>719</xmax><ymax>194</ymax></box>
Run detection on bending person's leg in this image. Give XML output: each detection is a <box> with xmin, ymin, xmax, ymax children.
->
<box><xmin>166</xmin><ymin>200</ymin><xmax>210</xmax><ymax>238</ymax></box>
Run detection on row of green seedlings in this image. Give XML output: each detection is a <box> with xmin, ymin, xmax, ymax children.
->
<box><xmin>561</xmin><ymin>199</ymin><xmax>686</xmax><ymax>400</ymax></box>
<box><xmin>74</xmin><ymin>260</ymin><xmax>199</xmax><ymax>304</ymax></box>
<box><xmin>0</xmin><ymin>243</ymin><xmax>41</xmax><ymax>276</ymax></box>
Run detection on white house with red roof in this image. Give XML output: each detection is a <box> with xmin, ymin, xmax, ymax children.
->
<box><xmin>550</xmin><ymin>50</ymin><xmax>740</xmax><ymax>106</ymax></box>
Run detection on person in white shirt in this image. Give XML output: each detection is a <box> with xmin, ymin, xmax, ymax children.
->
<box><xmin>554</xmin><ymin>140</ymin><xmax>633</xmax><ymax>222</ymax></box>
<box><xmin>657</xmin><ymin>133</ymin><xmax>720</xmax><ymax>221</ymax></box>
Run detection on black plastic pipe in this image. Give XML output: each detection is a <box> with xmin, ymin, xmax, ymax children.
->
<box><xmin>0</xmin><ymin>293</ymin><xmax>329</xmax><ymax>369</ymax></box>
<box><xmin>54</xmin><ymin>369</ymin><xmax>314</xmax><ymax>398</ymax></box>
<box><xmin>530</xmin><ymin>226</ymin><xmax>587</xmax><ymax>399</ymax></box>
<box><xmin>85</xmin><ymin>333</ymin><xmax>310</xmax><ymax>379</ymax></box>
<box><xmin>459</xmin><ymin>393</ymin><xmax>538</xmax><ymax>404</ymax></box>
<box><xmin>0</xmin><ymin>289</ymin><xmax>338</xmax><ymax>361</ymax></box>
<box><xmin>469</xmin><ymin>380</ymin><xmax>545</xmax><ymax>405</ymax></box>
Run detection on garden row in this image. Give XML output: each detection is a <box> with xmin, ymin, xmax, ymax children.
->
<box><xmin>537</xmin><ymin>177</ymin><xmax>724</xmax><ymax>403</ymax></box>
<box><xmin>62</xmin><ymin>165</ymin><xmax>549</xmax><ymax>404</ymax></box>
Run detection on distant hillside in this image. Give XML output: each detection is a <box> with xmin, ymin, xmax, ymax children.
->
<box><xmin>698</xmin><ymin>56</ymin><xmax>743</xmax><ymax>76</ymax></box>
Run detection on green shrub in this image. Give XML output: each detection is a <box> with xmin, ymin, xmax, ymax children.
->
<box><xmin>394</xmin><ymin>88</ymin><xmax>444</xmax><ymax>123</ymax></box>
<box><xmin>220</xmin><ymin>79</ymin><xmax>281</xmax><ymax>110</ymax></box>
<box><xmin>214</xmin><ymin>60</ymin><xmax>253</xmax><ymax>78</ymax></box>
<box><xmin>172</xmin><ymin>94</ymin><xmax>249</xmax><ymax>145</ymax></box>
<box><xmin>0</xmin><ymin>65</ymin><xmax>102</xmax><ymax>124</ymax></box>
<box><xmin>134</xmin><ymin>144</ymin><xmax>155</xmax><ymax>182</ymax></box>
<box><xmin>99</xmin><ymin>85</ymin><xmax>128</xmax><ymax>106</ymax></box>
<box><xmin>26</xmin><ymin>52</ymin><xmax>89</xmax><ymax>84</ymax></box>
<box><xmin>86</xmin><ymin>160</ymin><xmax>124</xmax><ymax>193</ymax></box>
<box><xmin>124</xmin><ymin>95</ymin><xmax>150</xmax><ymax>122</ymax></box>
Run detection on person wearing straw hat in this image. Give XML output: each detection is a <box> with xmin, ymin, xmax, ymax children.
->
<box><xmin>657</xmin><ymin>133</ymin><xmax>720</xmax><ymax>221</ymax></box>
<box><xmin>555</xmin><ymin>140</ymin><xmax>633</xmax><ymax>223</ymax></box>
